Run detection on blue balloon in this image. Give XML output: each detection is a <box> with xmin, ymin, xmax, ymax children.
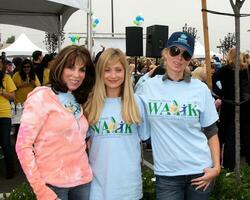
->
<box><xmin>135</xmin><ymin>16</ymin><xmax>141</xmax><ymax>21</ymax></box>
<box><xmin>94</xmin><ymin>18</ymin><xmax>100</xmax><ymax>24</ymax></box>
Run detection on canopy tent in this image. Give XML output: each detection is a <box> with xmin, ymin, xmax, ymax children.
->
<box><xmin>0</xmin><ymin>0</ymin><xmax>81</xmax><ymax>34</ymax></box>
<box><xmin>0</xmin><ymin>33</ymin><xmax>47</xmax><ymax>56</ymax></box>
<box><xmin>0</xmin><ymin>0</ymin><xmax>90</xmax><ymax>51</ymax></box>
<box><xmin>48</xmin><ymin>0</ymin><xmax>88</xmax><ymax>11</ymax></box>
<box><xmin>193</xmin><ymin>41</ymin><xmax>221</xmax><ymax>59</ymax></box>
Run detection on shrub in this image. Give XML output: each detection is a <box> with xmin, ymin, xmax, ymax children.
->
<box><xmin>142</xmin><ymin>165</ymin><xmax>250</xmax><ymax>200</ymax></box>
<box><xmin>210</xmin><ymin>166</ymin><xmax>250</xmax><ymax>200</ymax></box>
<box><xmin>142</xmin><ymin>169</ymin><xmax>156</xmax><ymax>200</ymax></box>
<box><xmin>4</xmin><ymin>183</ymin><xmax>35</xmax><ymax>200</ymax></box>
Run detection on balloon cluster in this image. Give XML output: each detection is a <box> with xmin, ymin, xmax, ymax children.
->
<box><xmin>133</xmin><ymin>14</ymin><xmax>144</xmax><ymax>26</ymax></box>
<box><xmin>69</xmin><ymin>35</ymin><xmax>81</xmax><ymax>43</ymax></box>
<box><xmin>92</xmin><ymin>17</ymin><xmax>100</xmax><ymax>28</ymax></box>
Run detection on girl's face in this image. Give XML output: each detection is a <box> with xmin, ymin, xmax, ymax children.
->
<box><xmin>104</xmin><ymin>61</ymin><xmax>125</xmax><ymax>96</ymax></box>
<box><xmin>62</xmin><ymin>57</ymin><xmax>86</xmax><ymax>92</ymax></box>
<box><xmin>22</xmin><ymin>64</ymin><xmax>31</xmax><ymax>74</ymax></box>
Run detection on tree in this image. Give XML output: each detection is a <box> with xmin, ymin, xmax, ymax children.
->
<box><xmin>182</xmin><ymin>23</ymin><xmax>199</xmax><ymax>40</ymax></box>
<box><xmin>219</xmin><ymin>32</ymin><xmax>236</xmax><ymax>55</ymax></box>
<box><xmin>6</xmin><ymin>35</ymin><xmax>15</xmax><ymax>44</ymax></box>
<box><xmin>229</xmin><ymin>0</ymin><xmax>246</xmax><ymax>184</ymax></box>
<box><xmin>44</xmin><ymin>31</ymin><xmax>65</xmax><ymax>53</ymax></box>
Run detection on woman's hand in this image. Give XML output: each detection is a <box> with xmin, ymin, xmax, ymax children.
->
<box><xmin>191</xmin><ymin>167</ymin><xmax>220</xmax><ymax>191</ymax></box>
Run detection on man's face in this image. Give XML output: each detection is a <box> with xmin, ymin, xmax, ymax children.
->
<box><xmin>39</xmin><ymin>54</ymin><xmax>43</xmax><ymax>63</ymax></box>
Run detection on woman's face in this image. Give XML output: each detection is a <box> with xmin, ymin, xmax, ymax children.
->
<box><xmin>62</xmin><ymin>57</ymin><xmax>86</xmax><ymax>92</ymax></box>
<box><xmin>166</xmin><ymin>46</ymin><xmax>191</xmax><ymax>74</ymax></box>
<box><xmin>22</xmin><ymin>63</ymin><xmax>31</xmax><ymax>74</ymax></box>
<box><xmin>104</xmin><ymin>61</ymin><xmax>125</xmax><ymax>96</ymax></box>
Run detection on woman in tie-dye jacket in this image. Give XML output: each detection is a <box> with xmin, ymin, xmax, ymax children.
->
<box><xmin>16</xmin><ymin>45</ymin><xmax>96</xmax><ymax>200</ymax></box>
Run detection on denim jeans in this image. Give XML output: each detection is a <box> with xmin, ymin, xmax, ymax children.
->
<box><xmin>47</xmin><ymin>182</ymin><xmax>90</xmax><ymax>200</ymax></box>
<box><xmin>0</xmin><ymin>118</ymin><xmax>15</xmax><ymax>172</ymax></box>
<box><xmin>156</xmin><ymin>173</ymin><xmax>214</xmax><ymax>200</ymax></box>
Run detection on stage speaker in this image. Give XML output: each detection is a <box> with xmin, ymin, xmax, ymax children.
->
<box><xmin>146</xmin><ymin>25</ymin><xmax>169</xmax><ymax>58</ymax></box>
<box><xmin>125</xmin><ymin>26</ymin><xmax>143</xmax><ymax>56</ymax></box>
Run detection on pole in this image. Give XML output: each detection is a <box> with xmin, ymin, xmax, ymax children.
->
<box><xmin>58</xmin><ymin>14</ymin><xmax>62</xmax><ymax>52</ymax></box>
<box><xmin>87</xmin><ymin>0</ymin><xmax>93</xmax><ymax>55</ymax></box>
<box><xmin>111</xmin><ymin>0</ymin><xmax>114</xmax><ymax>37</ymax></box>
<box><xmin>201</xmin><ymin>0</ymin><xmax>212</xmax><ymax>89</ymax></box>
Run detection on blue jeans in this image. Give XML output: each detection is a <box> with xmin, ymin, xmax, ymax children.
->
<box><xmin>47</xmin><ymin>182</ymin><xmax>90</xmax><ymax>200</ymax></box>
<box><xmin>156</xmin><ymin>173</ymin><xmax>214</xmax><ymax>200</ymax></box>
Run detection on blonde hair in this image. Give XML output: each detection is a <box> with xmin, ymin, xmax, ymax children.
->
<box><xmin>191</xmin><ymin>66</ymin><xmax>207</xmax><ymax>82</ymax></box>
<box><xmin>84</xmin><ymin>48</ymin><xmax>141</xmax><ymax>125</ymax></box>
<box><xmin>226</xmin><ymin>48</ymin><xmax>248</xmax><ymax>70</ymax></box>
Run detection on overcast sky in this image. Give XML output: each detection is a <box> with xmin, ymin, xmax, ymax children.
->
<box><xmin>1</xmin><ymin>0</ymin><xmax>250</xmax><ymax>53</ymax></box>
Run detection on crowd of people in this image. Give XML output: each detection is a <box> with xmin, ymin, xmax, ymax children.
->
<box><xmin>0</xmin><ymin>31</ymin><xmax>250</xmax><ymax>200</ymax></box>
<box><xmin>0</xmin><ymin>50</ymin><xmax>56</xmax><ymax>179</ymax></box>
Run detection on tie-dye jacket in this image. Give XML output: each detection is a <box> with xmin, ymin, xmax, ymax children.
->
<box><xmin>16</xmin><ymin>86</ymin><xmax>92</xmax><ymax>200</ymax></box>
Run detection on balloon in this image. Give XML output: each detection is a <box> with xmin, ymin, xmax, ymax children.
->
<box><xmin>76</xmin><ymin>35</ymin><xmax>81</xmax><ymax>43</ymax></box>
<box><xmin>136</xmin><ymin>16</ymin><xmax>142</xmax><ymax>22</ymax></box>
<box><xmin>94</xmin><ymin>18</ymin><xmax>99</xmax><ymax>24</ymax></box>
<box><xmin>69</xmin><ymin>35</ymin><xmax>82</xmax><ymax>43</ymax></box>
<box><xmin>133</xmin><ymin>14</ymin><xmax>144</xmax><ymax>26</ymax></box>
<box><xmin>92</xmin><ymin>17</ymin><xmax>100</xmax><ymax>28</ymax></box>
<box><xmin>69</xmin><ymin>35</ymin><xmax>76</xmax><ymax>43</ymax></box>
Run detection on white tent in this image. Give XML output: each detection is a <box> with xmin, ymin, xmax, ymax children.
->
<box><xmin>0</xmin><ymin>0</ymin><xmax>90</xmax><ymax>51</ymax></box>
<box><xmin>0</xmin><ymin>33</ymin><xmax>47</xmax><ymax>56</ymax></box>
<box><xmin>0</xmin><ymin>0</ymin><xmax>80</xmax><ymax>33</ymax></box>
<box><xmin>193</xmin><ymin>41</ymin><xmax>221</xmax><ymax>59</ymax></box>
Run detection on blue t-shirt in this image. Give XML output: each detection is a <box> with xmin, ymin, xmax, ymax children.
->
<box><xmin>136</xmin><ymin>75</ymin><xmax>218</xmax><ymax>176</ymax></box>
<box><xmin>88</xmin><ymin>96</ymin><xmax>149</xmax><ymax>200</ymax></box>
<box><xmin>57</xmin><ymin>91</ymin><xmax>81</xmax><ymax>119</ymax></box>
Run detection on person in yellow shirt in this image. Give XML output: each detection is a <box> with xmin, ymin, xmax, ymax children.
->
<box><xmin>12</xmin><ymin>59</ymin><xmax>41</xmax><ymax>104</ymax></box>
<box><xmin>0</xmin><ymin>68</ymin><xmax>17</xmax><ymax>179</ymax></box>
<box><xmin>41</xmin><ymin>53</ymin><xmax>55</xmax><ymax>86</ymax></box>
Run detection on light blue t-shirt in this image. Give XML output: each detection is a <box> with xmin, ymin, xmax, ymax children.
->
<box><xmin>88</xmin><ymin>95</ymin><xmax>149</xmax><ymax>200</ymax></box>
<box><xmin>134</xmin><ymin>72</ymin><xmax>151</xmax><ymax>91</ymax></box>
<box><xmin>136</xmin><ymin>75</ymin><xmax>218</xmax><ymax>176</ymax></box>
<box><xmin>57</xmin><ymin>91</ymin><xmax>81</xmax><ymax>118</ymax></box>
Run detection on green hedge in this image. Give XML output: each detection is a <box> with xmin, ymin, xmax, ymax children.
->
<box><xmin>209</xmin><ymin>165</ymin><xmax>250</xmax><ymax>200</ymax></box>
<box><xmin>4</xmin><ymin>183</ymin><xmax>35</xmax><ymax>200</ymax></box>
<box><xmin>142</xmin><ymin>166</ymin><xmax>250</xmax><ymax>200</ymax></box>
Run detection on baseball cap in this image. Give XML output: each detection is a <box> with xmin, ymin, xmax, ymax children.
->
<box><xmin>166</xmin><ymin>31</ymin><xmax>195</xmax><ymax>57</ymax></box>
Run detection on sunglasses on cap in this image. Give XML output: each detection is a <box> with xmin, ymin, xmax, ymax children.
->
<box><xmin>169</xmin><ymin>46</ymin><xmax>192</xmax><ymax>61</ymax></box>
